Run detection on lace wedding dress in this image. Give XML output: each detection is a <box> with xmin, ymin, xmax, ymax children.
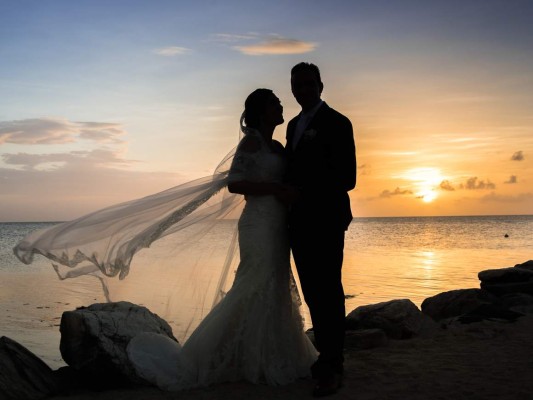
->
<box><xmin>126</xmin><ymin>129</ymin><xmax>317</xmax><ymax>389</ymax></box>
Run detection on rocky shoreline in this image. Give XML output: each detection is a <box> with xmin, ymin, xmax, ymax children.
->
<box><xmin>2</xmin><ymin>260</ymin><xmax>532</xmax><ymax>400</ymax></box>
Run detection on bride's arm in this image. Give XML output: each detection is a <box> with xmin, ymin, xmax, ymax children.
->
<box><xmin>228</xmin><ymin>135</ymin><xmax>286</xmax><ymax>196</ymax></box>
<box><xmin>229</xmin><ymin>180</ymin><xmax>299</xmax><ymax>205</ymax></box>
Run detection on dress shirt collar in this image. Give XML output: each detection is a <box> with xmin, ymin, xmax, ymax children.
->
<box><xmin>299</xmin><ymin>100</ymin><xmax>324</xmax><ymax>121</ymax></box>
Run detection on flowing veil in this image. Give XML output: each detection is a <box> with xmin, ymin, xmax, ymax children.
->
<box><xmin>14</xmin><ymin>138</ymin><xmax>247</xmax><ymax>341</ymax></box>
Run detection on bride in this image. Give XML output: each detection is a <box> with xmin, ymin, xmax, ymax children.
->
<box><xmin>14</xmin><ymin>88</ymin><xmax>317</xmax><ymax>389</ymax></box>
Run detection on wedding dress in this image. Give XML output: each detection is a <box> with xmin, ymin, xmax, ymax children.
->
<box><xmin>14</xmin><ymin>127</ymin><xmax>317</xmax><ymax>389</ymax></box>
<box><xmin>127</xmin><ymin>129</ymin><xmax>317</xmax><ymax>389</ymax></box>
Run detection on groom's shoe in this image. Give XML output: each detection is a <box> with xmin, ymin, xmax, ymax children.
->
<box><xmin>312</xmin><ymin>373</ymin><xmax>343</xmax><ymax>397</ymax></box>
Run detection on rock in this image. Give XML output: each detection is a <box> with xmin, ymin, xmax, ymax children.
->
<box><xmin>0</xmin><ymin>336</ymin><xmax>59</xmax><ymax>400</ymax></box>
<box><xmin>478</xmin><ymin>267</ymin><xmax>533</xmax><ymax>283</ymax></box>
<box><xmin>477</xmin><ymin>261</ymin><xmax>533</xmax><ymax>296</ymax></box>
<box><xmin>345</xmin><ymin>299</ymin><xmax>437</xmax><ymax>339</ymax></box>
<box><xmin>421</xmin><ymin>288</ymin><xmax>498</xmax><ymax>321</ymax></box>
<box><xmin>514</xmin><ymin>260</ymin><xmax>533</xmax><ymax>272</ymax></box>
<box><xmin>480</xmin><ymin>280</ymin><xmax>533</xmax><ymax>296</ymax></box>
<box><xmin>344</xmin><ymin>328</ymin><xmax>388</xmax><ymax>349</ymax></box>
<box><xmin>457</xmin><ymin>303</ymin><xmax>524</xmax><ymax>324</ymax></box>
<box><xmin>499</xmin><ymin>292</ymin><xmax>533</xmax><ymax>314</ymax></box>
<box><xmin>59</xmin><ymin>301</ymin><xmax>177</xmax><ymax>385</ymax></box>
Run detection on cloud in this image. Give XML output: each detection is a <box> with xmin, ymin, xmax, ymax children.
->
<box><xmin>379</xmin><ymin>187</ymin><xmax>413</xmax><ymax>198</ymax></box>
<box><xmin>435</xmin><ymin>95</ymin><xmax>496</xmax><ymax>104</ymax></box>
<box><xmin>1</xmin><ymin>118</ymin><xmax>132</xmax><ymax>172</ymax></box>
<box><xmin>211</xmin><ymin>32</ymin><xmax>317</xmax><ymax>56</ymax></box>
<box><xmin>153</xmin><ymin>46</ymin><xmax>190</xmax><ymax>56</ymax></box>
<box><xmin>0</xmin><ymin>118</ymin><xmax>126</xmax><ymax>145</ymax></box>
<box><xmin>2</xmin><ymin>149</ymin><xmax>136</xmax><ymax>171</ymax></box>
<box><xmin>480</xmin><ymin>192</ymin><xmax>533</xmax><ymax>203</ymax></box>
<box><xmin>447</xmin><ymin>137</ymin><xmax>478</xmax><ymax>143</ymax></box>
<box><xmin>511</xmin><ymin>151</ymin><xmax>524</xmax><ymax>161</ymax></box>
<box><xmin>0</xmin><ymin>118</ymin><xmax>78</xmax><ymax>145</ymax></box>
<box><xmin>504</xmin><ymin>175</ymin><xmax>518</xmax><ymax>184</ymax></box>
<box><xmin>358</xmin><ymin>164</ymin><xmax>371</xmax><ymax>176</ymax></box>
<box><xmin>78</xmin><ymin>122</ymin><xmax>125</xmax><ymax>144</ymax></box>
<box><xmin>0</xmin><ymin>119</ymin><xmax>182</xmax><ymax>221</ymax></box>
<box><xmin>234</xmin><ymin>37</ymin><xmax>317</xmax><ymax>56</ymax></box>
<box><xmin>0</xmin><ymin>119</ymin><xmax>182</xmax><ymax>222</ymax></box>
<box><xmin>459</xmin><ymin>177</ymin><xmax>496</xmax><ymax>190</ymax></box>
<box><xmin>439</xmin><ymin>180</ymin><xmax>455</xmax><ymax>191</ymax></box>
<box><xmin>211</xmin><ymin>33</ymin><xmax>257</xmax><ymax>42</ymax></box>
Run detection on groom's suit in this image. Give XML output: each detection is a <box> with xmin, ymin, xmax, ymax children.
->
<box><xmin>286</xmin><ymin>102</ymin><xmax>356</xmax><ymax>373</ymax></box>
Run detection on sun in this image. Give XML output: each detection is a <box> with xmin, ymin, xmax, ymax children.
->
<box><xmin>401</xmin><ymin>167</ymin><xmax>443</xmax><ymax>203</ymax></box>
<box><xmin>419</xmin><ymin>189</ymin><xmax>437</xmax><ymax>203</ymax></box>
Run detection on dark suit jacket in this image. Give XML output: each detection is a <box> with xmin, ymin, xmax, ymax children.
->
<box><xmin>285</xmin><ymin>102</ymin><xmax>356</xmax><ymax>231</ymax></box>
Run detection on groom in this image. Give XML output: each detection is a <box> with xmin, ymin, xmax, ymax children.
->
<box><xmin>285</xmin><ymin>62</ymin><xmax>356</xmax><ymax>397</ymax></box>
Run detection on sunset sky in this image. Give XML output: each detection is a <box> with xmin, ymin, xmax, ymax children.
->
<box><xmin>1</xmin><ymin>0</ymin><xmax>532</xmax><ymax>221</ymax></box>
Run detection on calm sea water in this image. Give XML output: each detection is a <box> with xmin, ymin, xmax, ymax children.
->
<box><xmin>1</xmin><ymin>215</ymin><xmax>531</xmax><ymax>369</ymax></box>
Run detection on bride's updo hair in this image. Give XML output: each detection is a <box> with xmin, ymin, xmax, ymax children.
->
<box><xmin>242</xmin><ymin>88</ymin><xmax>273</xmax><ymax>130</ymax></box>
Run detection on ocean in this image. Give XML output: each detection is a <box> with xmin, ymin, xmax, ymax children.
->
<box><xmin>1</xmin><ymin>215</ymin><xmax>531</xmax><ymax>369</ymax></box>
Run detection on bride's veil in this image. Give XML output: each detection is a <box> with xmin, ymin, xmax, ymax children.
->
<box><xmin>13</xmin><ymin>134</ymin><xmax>246</xmax><ymax>342</ymax></box>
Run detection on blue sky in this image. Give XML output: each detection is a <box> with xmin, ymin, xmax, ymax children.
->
<box><xmin>1</xmin><ymin>0</ymin><xmax>532</xmax><ymax>220</ymax></box>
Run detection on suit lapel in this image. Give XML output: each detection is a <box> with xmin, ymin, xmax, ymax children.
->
<box><xmin>286</xmin><ymin>116</ymin><xmax>299</xmax><ymax>155</ymax></box>
<box><xmin>291</xmin><ymin>102</ymin><xmax>329</xmax><ymax>152</ymax></box>
<box><xmin>306</xmin><ymin>101</ymin><xmax>328</xmax><ymax>131</ymax></box>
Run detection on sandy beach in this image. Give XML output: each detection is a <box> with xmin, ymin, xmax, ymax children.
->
<box><xmin>46</xmin><ymin>314</ymin><xmax>533</xmax><ymax>400</ymax></box>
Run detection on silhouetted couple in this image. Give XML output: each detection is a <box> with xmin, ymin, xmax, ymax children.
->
<box><xmin>15</xmin><ymin>62</ymin><xmax>356</xmax><ymax>397</ymax></box>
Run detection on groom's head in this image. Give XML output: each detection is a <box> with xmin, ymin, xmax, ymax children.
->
<box><xmin>291</xmin><ymin>62</ymin><xmax>324</xmax><ymax>111</ymax></box>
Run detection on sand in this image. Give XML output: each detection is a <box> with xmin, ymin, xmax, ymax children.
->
<box><xmin>47</xmin><ymin>314</ymin><xmax>533</xmax><ymax>400</ymax></box>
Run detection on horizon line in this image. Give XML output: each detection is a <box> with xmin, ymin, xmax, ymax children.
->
<box><xmin>1</xmin><ymin>213</ymin><xmax>532</xmax><ymax>224</ymax></box>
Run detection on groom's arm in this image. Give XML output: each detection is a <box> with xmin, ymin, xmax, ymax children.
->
<box><xmin>333</xmin><ymin>115</ymin><xmax>356</xmax><ymax>191</ymax></box>
<box><xmin>322</xmin><ymin>112</ymin><xmax>356</xmax><ymax>193</ymax></box>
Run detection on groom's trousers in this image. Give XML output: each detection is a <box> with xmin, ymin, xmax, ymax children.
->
<box><xmin>290</xmin><ymin>223</ymin><xmax>346</xmax><ymax>374</ymax></box>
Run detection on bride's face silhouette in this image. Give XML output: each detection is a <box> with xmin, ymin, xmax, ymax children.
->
<box><xmin>261</xmin><ymin>94</ymin><xmax>284</xmax><ymax>128</ymax></box>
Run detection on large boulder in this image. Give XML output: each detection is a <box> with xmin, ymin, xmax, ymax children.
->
<box><xmin>345</xmin><ymin>299</ymin><xmax>437</xmax><ymax>339</ymax></box>
<box><xmin>479</xmin><ymin>260</ymin><xmax>533</xmax><ymax>296</ymax></box>
<box><xmin>421</xmin><ymin>288</ymin><xmax>498</xmax><ymax>321</ymax></box>
<box><xmin>0</xmin><ymin>336</ymin><xmax>59</xmax><ymax>400</ymax></box>
<box><xmin>59</xmin><ymin>301</ymin><xmax>176</xmax><ymax>384</ymax></box>
<box><xmin>514</xmin><ymin>260</ymin><xmax>533</xmax><ymax>271</ymax></box>
<box><xmin>478</xmin><ymin>267</ymin><xmax>533</xmax><ymax>283</ymax></box>
<box><xmin>456</xmin><ymin>303</ymin><xmax>524</xmax><ymax>324</ymax></box>
<box><xmin>480</xmin><ymin>281</ymin><xmax>533</xmax><ymax>296</ymax></box>
<box><xmin>499</xmin><ymin>292</ymin><xmax>533</xmax><ymax>315</ymax></box>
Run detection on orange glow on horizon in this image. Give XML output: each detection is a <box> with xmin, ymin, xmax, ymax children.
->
<box><xmin>401</xmin><ymin>167</ymin><xmax>444</xmax><ymax>203</ymax></box>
